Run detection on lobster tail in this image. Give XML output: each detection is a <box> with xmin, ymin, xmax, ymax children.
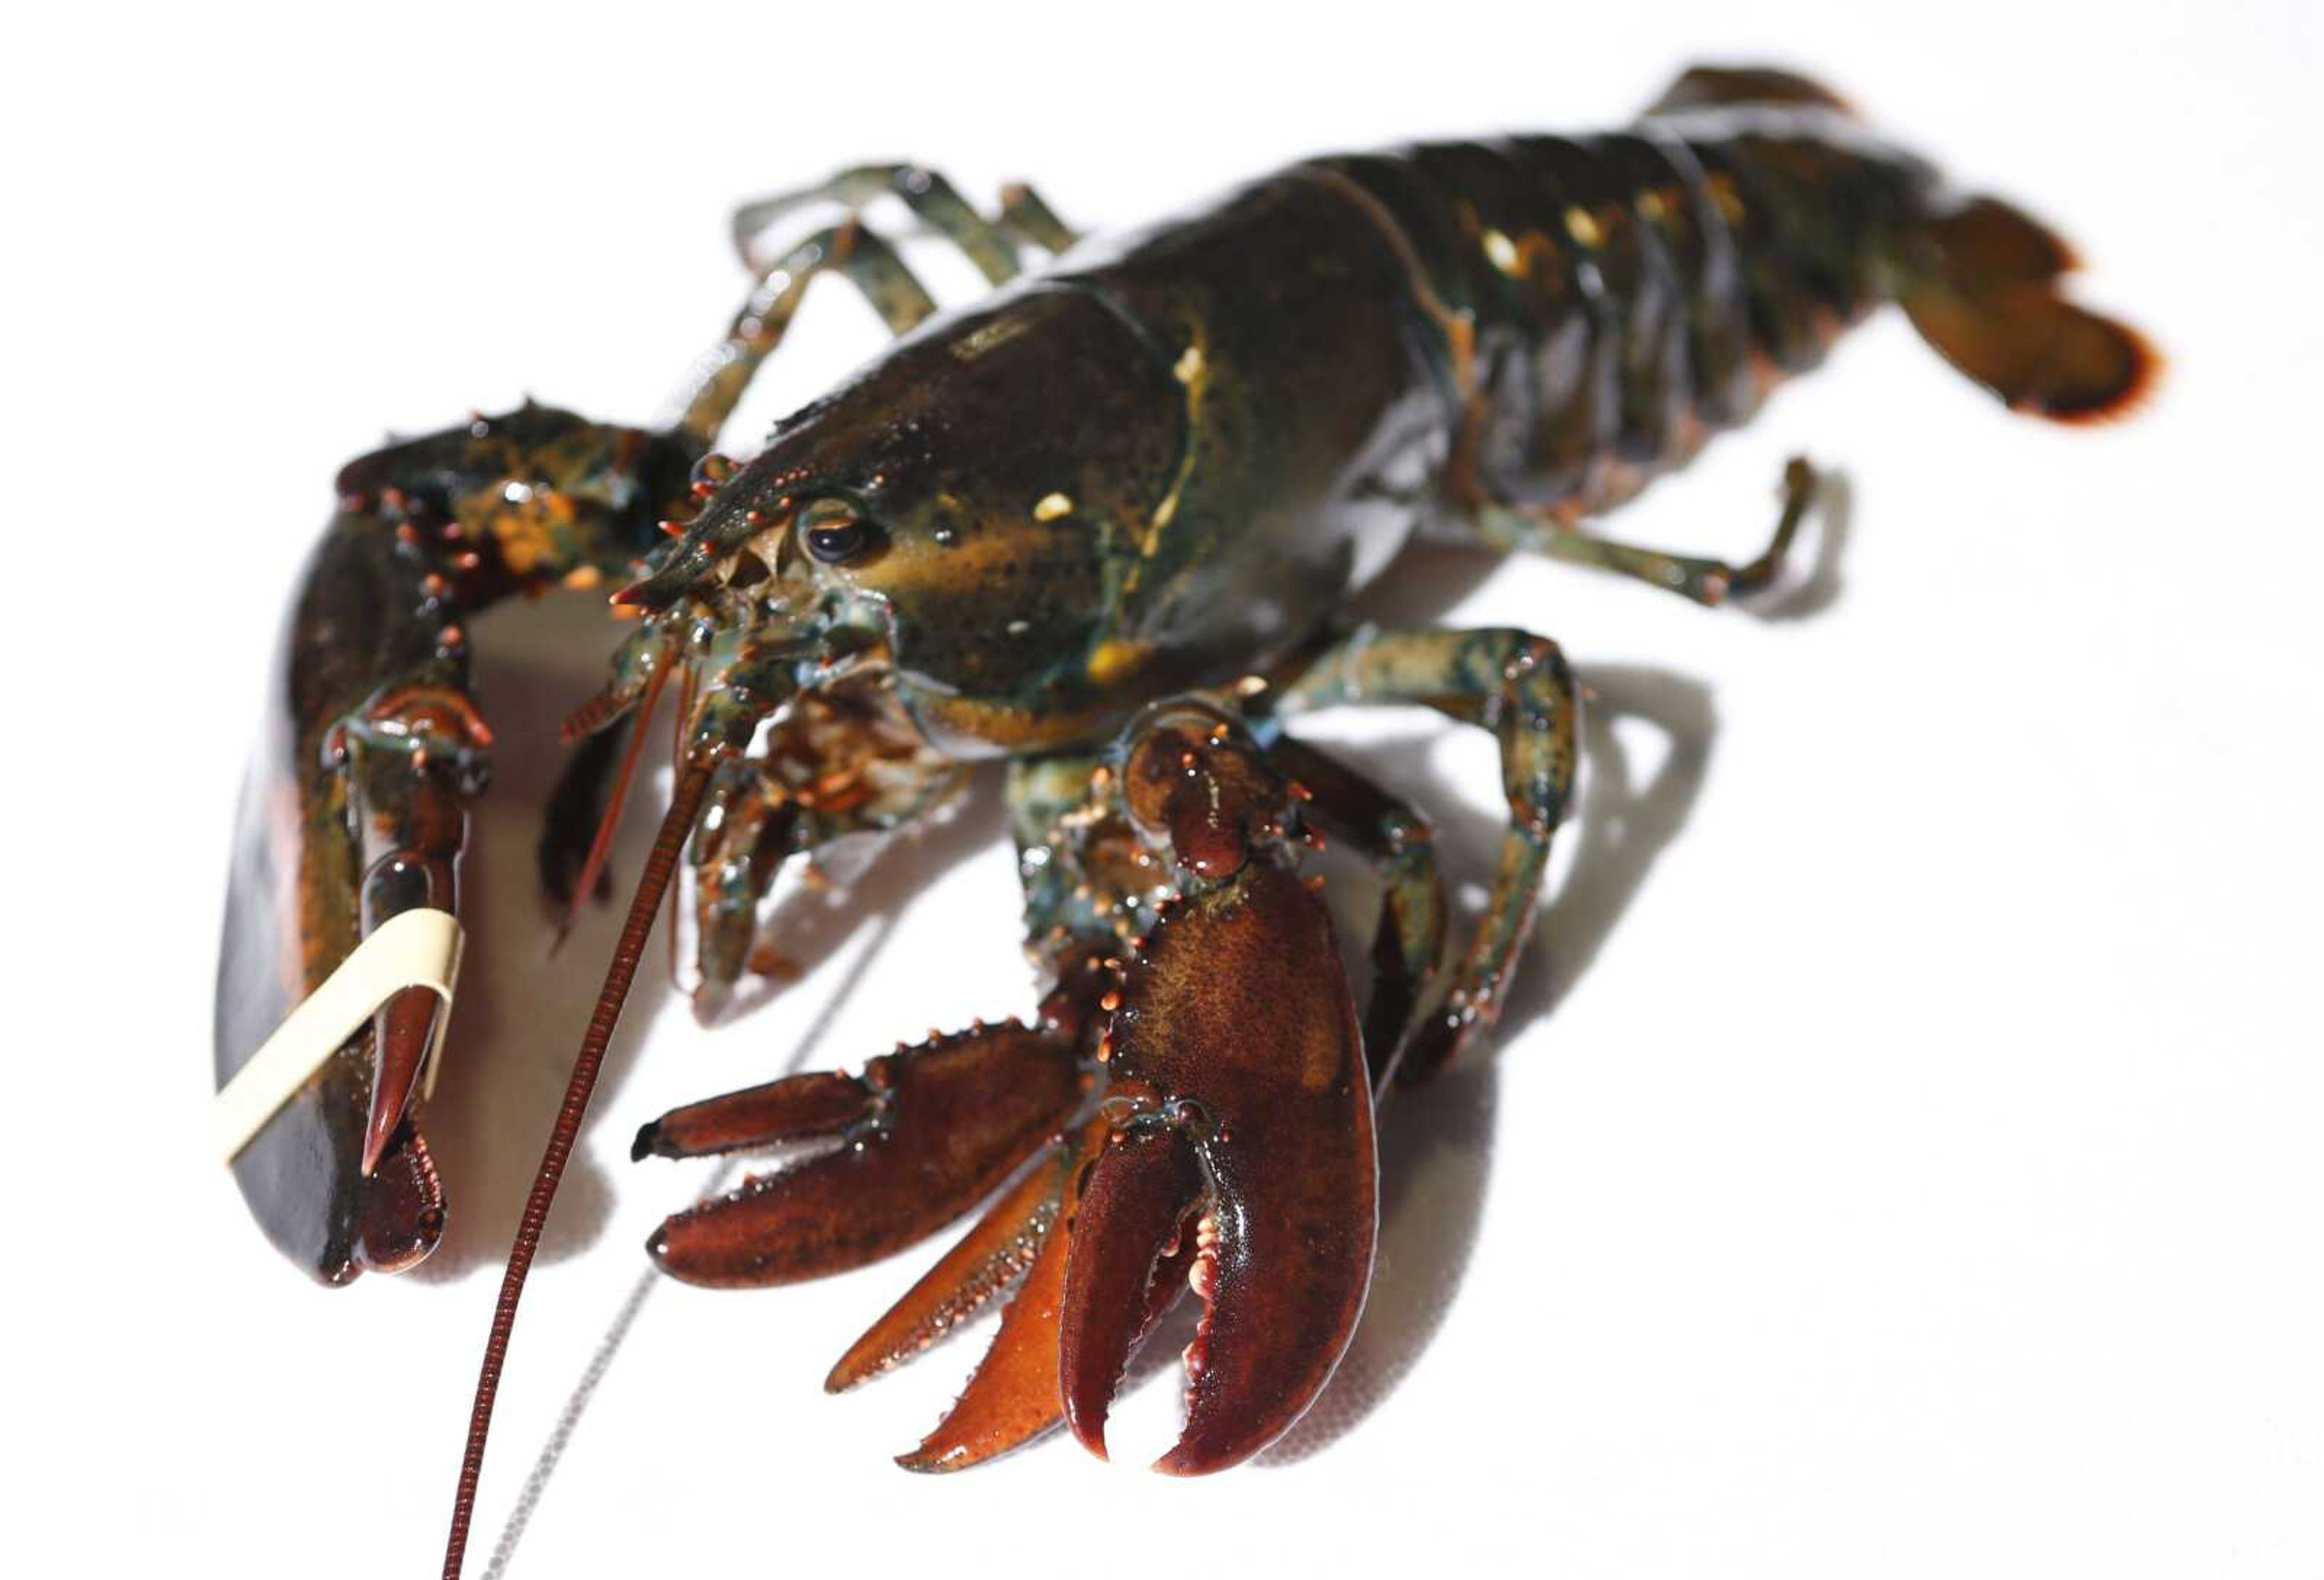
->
<box><xmin>1899</xmin><ymin>195</ymin><xmax>2158</xmax><ymax>422</ymax></box>
<box><xmin>1640</xmin><ymin>64</ymin><xmax>2156</xmax><ymax>424</ymax></box>
<box><xmin>1645</xmin><ymin>64</ymin><xmax>1855</xmax><ymax>118</ymax></box>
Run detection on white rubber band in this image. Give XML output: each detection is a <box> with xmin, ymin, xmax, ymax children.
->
<box><xmin>212</xmin><ymin>908</ymin><xmax>465</xmax><ymax>1165</ymax></box>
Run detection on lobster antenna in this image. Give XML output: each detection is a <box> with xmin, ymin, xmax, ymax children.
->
<box><xmin>441</xmin><ymin>761</ymin><xmax>714</xmax><ymax>1580</ymax></box>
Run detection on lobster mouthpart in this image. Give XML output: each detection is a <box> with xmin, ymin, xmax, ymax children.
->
<box><xmin>1060</xmin><ymin>858</ymin><xmax>1377</xmax><ymax>1474</ymax></box>
<box><xmin>640</xmin><ymin>1019</ymin><xmax>1087</xmax><ymax>1288</ymax></box>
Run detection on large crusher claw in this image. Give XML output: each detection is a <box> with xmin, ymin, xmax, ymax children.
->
<box><xmin>1059</xmin><ymin>856</ymin><xmax>1377</xmax><ymax>1474</ymax></box>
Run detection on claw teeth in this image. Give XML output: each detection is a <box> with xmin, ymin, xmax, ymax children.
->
<box><xmin>1187</xmin><ymin>1214</ymin><xmax>1219</xmax><ymax>1303</ymax></box>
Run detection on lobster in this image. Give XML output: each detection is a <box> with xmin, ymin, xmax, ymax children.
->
<box><xmin>208</xmin><ymin>65</ymin><xmax>2150</xmax><ymax>1573</ymax></box>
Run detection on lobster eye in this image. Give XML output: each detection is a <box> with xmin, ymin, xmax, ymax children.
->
<box><xmin>799</xmin><ymin>499</ymin><xmax>874</xmax><ymax>565</ymax></box>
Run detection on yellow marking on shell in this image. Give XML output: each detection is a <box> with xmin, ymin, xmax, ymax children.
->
<box><xmin>1563</xmin><ymin>206</ymin><xmax>1604</xmax><ymax>249</ymax></box>
<box><xmin>1638</xmin><ymin>189</ymin><xmax>1669</xmax><ymax>223</ymax></box>
<box><xmin>1034</xmin><ymin>491</ymin><xmax>1074</xmax><ymax>522</ymax></box>
<box><xmin>1707</xmin><ymin>172</ymin><xmax>1745</xmax><ymax>226</ymax></box>
<box><xmin>1086</xmin><ymin>638</ymin><xmax>1151</xmax><ymax>687</ymax></box>
<box><xmin>950</xmin><ymin>315</ymin><xmax>1031</xmax><ymax>362</ymax></box>
<box><xmin>477</xmin><ymin>483</ymin><xmax>576</xmax><ymax>576</ymax></box>
<box><xmin>1481</xmin><ymin>228</ymin><xmax>1521</xmax><ymax>275</ymax></box>
<box><xmin>1132</xmin><ymin>332</ymin><xmax>1209</xmax><ymax>574</ymax></box>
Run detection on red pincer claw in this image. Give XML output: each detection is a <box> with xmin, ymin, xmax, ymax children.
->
<box><xmin>640</xmin><ymin>1020</ymin><xmax>1086</xmax><ymax>1289</ymax></box>
<box><xmin>1059</xmin><ymin>859</ymin><xmax>1378</xmax><ymax>1473</ymax></box>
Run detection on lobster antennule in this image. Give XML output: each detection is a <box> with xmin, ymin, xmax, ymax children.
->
<box><xmin>441</xmin><ymin>762</ymin><xmax>712</xmax><ymax>1580</ymax></box>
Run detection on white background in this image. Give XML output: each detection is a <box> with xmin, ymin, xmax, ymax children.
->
<box><xmin>8</xmin><ymin>3</ymin><xmax>2320</xmax><ymax>1575</ymax></box>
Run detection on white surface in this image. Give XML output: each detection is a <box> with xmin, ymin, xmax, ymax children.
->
<box><xmin>9</xmin><ymin>4</ymin><xmax>2320</xmax><ymax>1575</ymax></box>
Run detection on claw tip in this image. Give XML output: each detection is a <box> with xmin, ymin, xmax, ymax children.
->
<box><xmin>1151</xmin><ymin>1441</ymin><xmax>1225</xmax><ymax>1477</ymax></box>
<box><xmin>629</xmin><ymin>1121</ymin><xmax>663</xmax><ymax>1162</ymax></box>
<box><xmin>894</xmin><ymin>1447</ymin><xmax>961</xmax><ymax>1475</ymax></box>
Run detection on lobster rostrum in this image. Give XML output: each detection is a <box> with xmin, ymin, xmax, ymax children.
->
<box><xmin>209</xmin><ymin>66</ymin><xmax>2152</xmax><ymax>1570</ymax></box>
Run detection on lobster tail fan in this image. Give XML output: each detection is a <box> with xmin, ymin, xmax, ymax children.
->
<box><xmin>1900</xmin><ymin>197</ymin><xmax>2159</xmax><ymax>423</ymax></box>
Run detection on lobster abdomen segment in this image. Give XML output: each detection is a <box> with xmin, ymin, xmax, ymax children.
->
<box><xmin>1302</xmin><ymin>67</ymin><xmax>2150</xmax><ymax>514</ymax></box>
<box><xmin>1305</xmin><ymin>109</ymin><xmax>1931</xmax><ymax>513</ymax></box>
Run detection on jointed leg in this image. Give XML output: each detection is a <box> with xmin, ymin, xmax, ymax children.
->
<box><xmin>732</xmin><ymin>164</ymin><xmax>1079</xmax><ymax>287</ymax></box>
<box><xmin>1264</xmin><ymin>735</ymin><xmax>1449</xmax><ymax>1088</ymax></box>
<box><xmin>672</xmin><ymin>221</ymin><xmax>940</xmax><ymax>447</ymax></box>
<box><xmin>1474</xmin><ymin>456</ymin><xmax>1817</xmax><ymax>605</ymax></box>
<box><xmin>999</xmin><ymin>181</ymin><xmax>1078</xmax><ymax>254</ymax></box>
<box><xmin>1272</xmin><ymin>626</ymin><xmax>1580</xmax><ymax>1083</ymax></box>
<box><xmin>675</xmin><ymin>165</ymin><xmax>1080</xmax><ymax>459</ymax></box>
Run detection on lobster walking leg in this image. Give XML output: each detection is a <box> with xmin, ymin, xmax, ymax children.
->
<box><xmin>1472</xmin><ymin>456</ymin><xmax>1820</xmax><ymax>605</ymax></box>
<box><xmin>997</xmin><ymin>182</ymin><xmax>1078</xmax><ymax>254</ymax></box>
<box><xmin>730</xmin><ymin>163</ymin><xmax>1078</xmax><ymax>284</ymax></box>
<box><xmin>1262</xmin><ymin>735</ymin><xmax>1450</xmax><ymax>1087</ymax></box>
<box><xmin>671</xmin><ymin>221</ymin><xmax>939</xmax><ymax>447</ymax></box>
<box><xmin>1273</xmin><ymin>626</ymin><xmax>1581</xmax><ymax>1083</ymax></box>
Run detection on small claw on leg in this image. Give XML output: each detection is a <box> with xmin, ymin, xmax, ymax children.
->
<box><xmin>643</xmin><ymin>1020</ymin><xmax>1088</xmax><ymax>1288</ymax></box>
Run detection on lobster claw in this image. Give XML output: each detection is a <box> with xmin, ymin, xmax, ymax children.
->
<box><xmin>214</xmin><ymin>517</ymin><xmax>492</xmax><ymax>1283</ymax></box>
<box><xmin>217</xmin><ymin>739</ymin><xmax>450</xmax><ymax>1283</ymax></box>
<box><xmin>1060</xmin><ymin>858</ymin><xmax>1378</xmax><ymax>1474</ymax></box>
<box><xmin>827</xmin><ymin>1112</ymin><xmax>1189</xmax><ymax>1473</ymax></box>
<box><xmin>640</xmin><ymin>1019</ymin><xmax>1088</xmax><ymax>1288</ymax></box>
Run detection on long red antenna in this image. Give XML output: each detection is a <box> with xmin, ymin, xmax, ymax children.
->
<box><xmin>441</xmin><ymin>762</ymin><xmax>713</xmax><ymax>1579</ymax></box>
